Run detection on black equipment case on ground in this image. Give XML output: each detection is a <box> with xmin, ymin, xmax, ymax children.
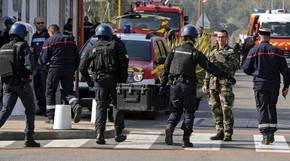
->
<box><xmin>116</xmin><ymin>83</ymin><xmax>169</xmax><ymax>112</ymax></box>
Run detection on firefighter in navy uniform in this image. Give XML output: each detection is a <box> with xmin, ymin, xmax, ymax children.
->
<box><xmin>0</xmin><ymin>23</ymin><xmax>40</xmax><ymax>147</ymax></box>
<box><xmin>39</xmin><ymin>24</ymin><xmax>82</xmax><ymax>124</ymax></box>
<box><xmin>160</xmin><ymin>25</ymin><xmax>236</xmax><ymax>147</ymax></box>
<box><xmin>80</xmin><ymin>24</ymin><xmax>129</xmax><ymax>145</ymax></box>
<box><xmin>242</xmin><ymin>28</ymin><xmax>290</xmax><ymax>145</ymax></box>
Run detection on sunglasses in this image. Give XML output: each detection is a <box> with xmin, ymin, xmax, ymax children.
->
<box><xmin>36</xmin><ymin>22</ymin><xmax>44</xmax><ymax>25</ymax></box>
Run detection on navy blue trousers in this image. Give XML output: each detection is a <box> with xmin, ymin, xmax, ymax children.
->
<box><xmin>254</xmin><ymin>87</ymin><xmax>279</xmax><ymax>135</ymax></box>
<box><xmin>0</xmin><ymin>79</ymin><xmax>35</xmax><ymax>134</ymax></box>
<box><xmin>33</xmin><ymin>66</ymin><xmax>47</xmax><ymax>113</ymax></box>
<box><xmin>167</xmin><ymin>78</ymin><xmax>197</xmax><ymax>132</ymax></box>
<box><xmin>94</xmin><ymin>83</ymin><xmax>124</xmax><ymax>131</ymax></box>
<box><xmin>46</xmin><ymin>68</ymin><xmax>79</xmax><ymax>119</ymax></box>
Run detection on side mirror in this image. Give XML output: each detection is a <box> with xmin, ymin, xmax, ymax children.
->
<box><xmin>156</xmin><ymin>57</ymin><xmax>166</xmax><ymax>65</ymax></box>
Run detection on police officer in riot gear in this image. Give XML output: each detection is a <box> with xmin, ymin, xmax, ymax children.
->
<box><xmin>0</xmin><ymin>23</ymin><xmax>40</xmax><ymax>147</ymax></box>
<box><xmin>0</xmin><ymin>16</ymin><xmax>16</xmax><ymax>47</ymax></box>
<box><xmin>39</xmin><ymin>24</ymin><xmax>82</xmax><ymax>124</ymax></box>
<box><xmin>0</xmin><ymin>16</ymin><xmax>16</xmax><ymax>111</ymax></box>
<box><xmin>242</xmin><ymin>28</ymin><xmax>290</xmax><ymax>145</ymax></box>
<box><xmin>161</xmin><ymin>25</ymin><xmax>235</xmax><ymax>147</ymax></box>
<box><xmin>80</xmin><ymin>23</ymin><xmax>129</xmax><ymax>144</ymax></box>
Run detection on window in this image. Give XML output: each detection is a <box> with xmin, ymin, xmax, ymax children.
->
<box><xmin>12</xmin><ymin>0</ymin><xmax>21</xmax><ymax>12</ymax></box>
<box><xmin>117</xmin><ymin>16</ymin><xmax>161</xmax><ymax>30</ymax></box>
<box><xmin>262</xmin><ymin>22</ymin><xmax>290</xmax><ymax>37</ymax></box>
<box><xmin>123</xmin><ymin>40</ymin><xmax>151</xmax><ymax>61</ymax></box>
<box><xmin>37</xmin><ymin>0</ymin><xmax>47</xmax><ymax>20</ymax></box>
<box><xmin>142</xmin><ymin>12</ymin><xmax>180</xmax><ymax>31</ymax></box>
<box><xmin>25</xmin><ymin>0</ymin><xmax>29</xmax><ymax>22</ymax></box>
<box><xmin>0</xmin><ymin>0</ymin><xmax>2</xmax><ymax>18</ymax></box>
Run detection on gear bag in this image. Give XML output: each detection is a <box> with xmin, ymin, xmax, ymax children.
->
<box><xmin>0</xmin><ymin>41</ymin><xmax>26</xmax><ymax>78</ymax></box>
<box><xmin>93</xmin><ymin>40</ymin><xmax>119</xmax><ymax>87</ymax></box>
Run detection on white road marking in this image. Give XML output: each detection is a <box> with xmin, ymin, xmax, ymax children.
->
<box><xmin>254</xmin><ymin>135</ymin><xmax>290</xmax><ymax>153</ymax></box>
<box><xmin>114</xmin><ymin>131</ymin><xmax>161</xmax><ymax>149</ymax></box>
<box><xmin>184</xmin><ymin>133</ymin><xmax>222</xmax><ymax>151</ymax></box>
<box><xmin>43</xmin><ymin>139</ymin><xmax>90</xmax><ymax>148</ymax></box>
<box><xmin>0</xmin><ymin>141</ymin><xmax>15</xmax><ymax>148</ymax></box>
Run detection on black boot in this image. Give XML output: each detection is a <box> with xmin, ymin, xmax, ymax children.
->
<box><xmin>262</xmin><ymin>135</ymin><xmax>271</xmax><ymax>145</ymax></box>
<box><xmin>96</xmin><ymin>129</ymin><xmax>106</xmax><ymax>144</ymax></box>
<box><xmin>73</xmin><ymin>105</ymin><xmax>82</xmax><ymax>123</ymax></box>
<box><xmin>182</xmin><ymin>130</ymin><xmax>193</xmax><ymax>148</ymax></box>
<box><xmin>115</xmin><ymin>128</ymin><xmax>127</xmax><ymax>142</ymax></box>
<box><xmin>108</xmin><ymin>107</ymin><xmax>114</xmax><ymax>123</ymax></box>
<box><xmin>25</xmin><ymin>133</ymin><xmax>40</xmax><ymax>147</ymax></box>
<box><xmin>223</xmin><ymin>135</ymin><xmax>232</xmax><ymax>141</ymax></box>
<box><xmin>269</xmin><ymin>134</ymin><xmax>275</xmax><ymax>143</ymax></box>
<box><xmin>210</xmin><ymin>132</ymin><xmax>224</xmax><ymax>140</ymax></box>
<box><xmin>165</xmin><ymin>125</ymin><xmax>174</xmax><ymax>145</ymax></box>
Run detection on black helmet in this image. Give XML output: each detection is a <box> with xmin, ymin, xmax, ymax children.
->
<box><xmin>95</xmin><ymin>23</ymin><xmax>113</xmax><ymax>39</ymax></box>
<box><xmin>181</xmin><ymin>25</ymin><xmax>198</xmax><ymax>38</ymax></box>
<box><xmin>9</xmin><ymin>23</ymin><xmax>28</xmax><ymax>39</ymax></box>
<box><xmin>3</xmin><ymin>16</ymin><xmax>16</xmax><ymax>26</ymax></box>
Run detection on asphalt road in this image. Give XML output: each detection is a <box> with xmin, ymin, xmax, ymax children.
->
<box><xmin>1</xmin><ymin>71</ymin><xmax>290</xmax><ymax>161</ymax></box>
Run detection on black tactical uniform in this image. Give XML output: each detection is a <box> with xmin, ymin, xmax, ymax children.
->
<box><xmin>161</xmin><ymin>25</ymin><xmax>234</xmax><ymax>147</ymax></box>
<box><xmin>0</xmin><ymin>23</ymin><xmax>40</xmax><ymax>147</ymax></box>
<box><xmin>39</xmin><ymin>24</ymin><xmax>81</xmax><ymax>123</ymax></box>
<box><xmin>0</xmin><ymin>16</ymin><xmax>16</xmax><ymax>111</ymax></box>
<box><xmin>79</xmin><ymin>24</ymin><xmax>128</xmax><ymax>144</ymax></box>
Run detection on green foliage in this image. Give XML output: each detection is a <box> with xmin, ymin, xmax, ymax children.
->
<box><xmin>85</xmin><ymin>0</ymin><xmax>132</xmax><ymax>23</ymax></box>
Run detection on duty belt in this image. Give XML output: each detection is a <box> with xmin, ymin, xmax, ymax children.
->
<box><xmin>170</xmin><ymin>74</ymin><xmax>194</xmax><ymax>80</ymax></box>
<box><xmin>170</xmin><ymin>75</ymin><xmax>195</xmax><ymax>85</ymax></box>
<box><xmin>3</xmin><ymin>76</ymin><xmax>32</xmax><ymax>83</ymax></box>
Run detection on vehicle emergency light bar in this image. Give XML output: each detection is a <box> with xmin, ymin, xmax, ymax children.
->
<box><xmin>135</xmin><ymin>0</ymin><xmax>173</xmax><ymax>6</ymax></box>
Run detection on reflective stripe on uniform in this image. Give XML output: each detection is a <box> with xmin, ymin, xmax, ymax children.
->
<box><xmin>46</xmin><ymin>105</ymin><xmax>55</xmax><ymax>110</ymax></box>
<box><xmin>0</xmin><ymin>49</ymin><xmax>13</xmax><ymax>52</ymax></box>
<box><xmin>258</xmin><ymin>123</ymin><xmax>277</xmax><ymax>128</ymax></box>
<box><xmin>175</xmin><ymin>50</ymin><xmax>192</xmax><ymax>55</ymax></box>
<box><xmin>69</xmin><ymin>98</ymin><xmax>78</xmax><ymax>104</ymax></box>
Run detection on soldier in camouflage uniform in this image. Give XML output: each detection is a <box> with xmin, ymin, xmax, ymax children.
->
<box><xmin>202</xmin><ymin>30</ymin><xmax>240</xmax><ymax>141</ymax></box>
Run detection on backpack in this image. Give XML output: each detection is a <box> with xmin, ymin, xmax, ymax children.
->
<box><xmin>0</xmin><ymin>41</ymin><xmax>27</xmax><ymax>78</ymax></box>
<box><xmin>92</xmin><ymin>40</ymin><xmax>119</xmax><ymax>87</ymax></box>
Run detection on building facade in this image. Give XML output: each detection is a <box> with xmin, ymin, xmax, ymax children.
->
<box><xmin>0</xmin><ymin>0</ymin><xmax>74</xmax><ymax>33</ymax></box>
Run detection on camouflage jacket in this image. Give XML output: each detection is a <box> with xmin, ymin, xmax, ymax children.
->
<box><xmin>203</xmin><ymin>45</ymin><xmax>239</xmax><ymax>90</ymax></box>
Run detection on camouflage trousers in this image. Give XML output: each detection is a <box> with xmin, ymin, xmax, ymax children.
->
<box><xmin>208</xmin><ymin>89</ymin><xmax>235</xmax><ymax>136</ymax></box>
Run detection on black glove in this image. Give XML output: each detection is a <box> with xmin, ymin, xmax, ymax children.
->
<box><xmin>227</xmin><ymin>76</ymin><xmax>236</xmax><ymax>85</ymax></box>
<box><xmin>159</xmin><ymin>85</ymin><xmax>167</xmax><ymax>95</ymax></box>
<box><xmin>87</xmin><ymin>81</ymin><xmax>94</xmax><ymax>88</ymax></box>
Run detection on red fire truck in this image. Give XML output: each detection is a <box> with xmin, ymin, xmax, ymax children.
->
<box><xmin>134</xmin><ymin>1</ymin><xmax>188</xmax><ymax>40</ymax></box>
<box><xmin>247</xmin><ymin>9</ymin><xmax>290</xmax><ymax>65</ymax></box>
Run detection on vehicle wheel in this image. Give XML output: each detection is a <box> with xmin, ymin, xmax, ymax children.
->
<box><xmin>142</xmin><ymin>111</ymin><xmax>157</xmax><ymax>120</ymax></box>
